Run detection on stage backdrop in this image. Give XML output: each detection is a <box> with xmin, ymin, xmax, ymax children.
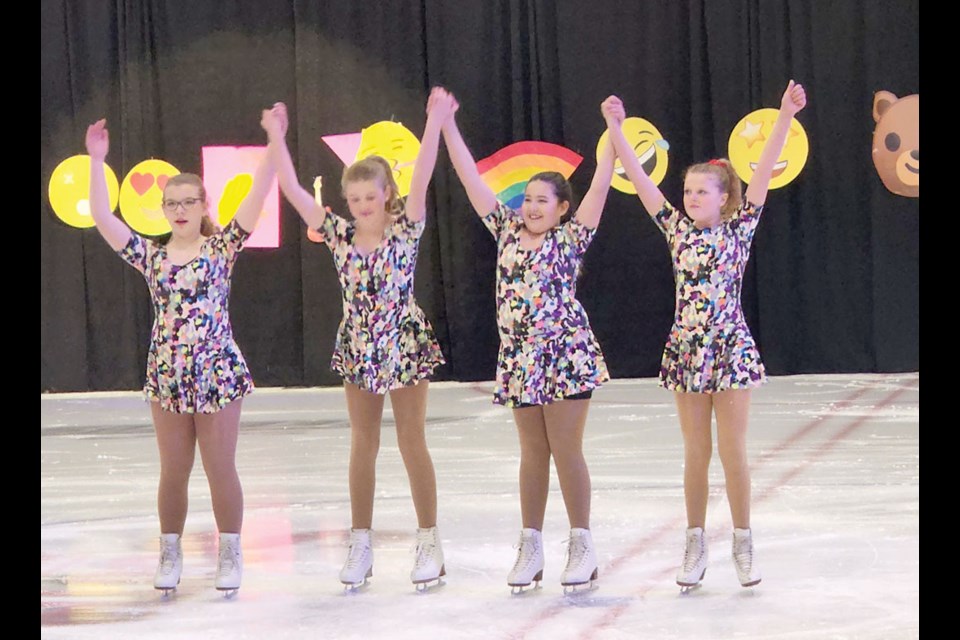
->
<box><xmin>41</xmin><ymin>0</ymin><xmax>919</xmax><ymax>392</ymax></box>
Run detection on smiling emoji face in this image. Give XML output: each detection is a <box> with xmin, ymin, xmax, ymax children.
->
<box><xmin>356</xmin><ymin>121</ymin><xmax>421</xmax><ymax>198</ymax></box>
<box><xmin>872</xmin><ymin>92</ymin><xmax>918</xmax><ymax>198</ymax></box>
<box><xmin>599</xmin><ymin>116</ymin><xmax>670</xmax><ymax>193</ymax></box>
<box><xmin>48</xmin><ymin>155</ymin><xmax>120</xmax><ymax>228</ymax></box>
<box><xmin>728</xmin><ymin>108</ymin><xmax>809</xmax><ymax>189</ymax></box>
<box><xmin>119</xmin><ymin>159</ymin><xmax>180</xmax><ymax>235</ymax></box>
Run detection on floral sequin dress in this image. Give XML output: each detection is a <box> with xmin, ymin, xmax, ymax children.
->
<box><xmin>314</xmin><ymin>210</ymin><xmax>444</xmax><ymax>394</ymax></box>
<box><xmin>654</xmin><ymin>200</ymin><xmax>767</xmax><ymax>393</ymax></box>
<box><xmin>482</xmin><ymin>203</ymin><xmax>609</xmax><ymax>407</ymax></box>
<box><xmin>117</xmin><ymin>220</ymin><xmax>254</xmax><ymax>413</ymax></box>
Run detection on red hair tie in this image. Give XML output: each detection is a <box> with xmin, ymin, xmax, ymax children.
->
<box><xmin>707</xmin><ymin>159</ymin><xmax>725</xmax><ymax>166</ymax></box>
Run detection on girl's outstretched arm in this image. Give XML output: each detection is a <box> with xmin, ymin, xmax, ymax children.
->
<box><xmin>232</xmin><ymin>104</ymin><xmax>282</xmax><ymax>233</ymax></box>
<box><xmin>575</xmin><ymin>135</ymin><xmax>616</xmax><ymax>230</ymax></box>
<box><xmin>745</xmin><ymin>80</ymin><xmax>807</xmax><ymax>206</ymax></box>
<box><xmin>438</xmin><ymin>92</ymin><xmax>498</xmax><ymax>217</ymax></box>
<box><xmin>406</xmin><ymin>87</ymin><xmax>450</xmax><ymax>223</ymax></box>
<box><xmin>266</xmin><ymin>103</ymin><xmax>328</xmax><ymax>229</ymax></box>
<box><xmin>602</xmin><ymin>96</ymin><xmax>666</xmax><ymax>216</ymax></box>
<box><xmin>85</xmin><ymin>119</ymin><xmax>132</xmax><ymax>251</ymax></box>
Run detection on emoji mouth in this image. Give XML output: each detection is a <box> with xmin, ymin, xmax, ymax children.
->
<box><xmin>140</xmin><ymin>206</ymin><xmax>165</xmax><ymax>220</ymax></box>
<box><xmin>750</xmin><ymin>159</ymin><xmax>788</xmax><ymax>178</ymax></box>
<box><xmin>638</xmin><ymin>144</ymin><xmax>659</xmax><ymax>175</ymax></box>
<box><xmin>614</xmin><ymin>144</ymin><xmax>659</xmax><ymax>179</ymax></box>
<box><xmin>905</xmin><ymin>163</ymin><xmax>919</xmax><ymax>174</ymax></box>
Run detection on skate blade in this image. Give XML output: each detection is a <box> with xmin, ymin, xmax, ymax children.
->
<box><xmin>562</xmin><ymin>581</ymin><xmax>599</xmax><ymax>596</ymax></box>
<box><xmin>414</xmin><ymin>577</ymin><xmax>446</xmax><ymax>593</ymax></box>
<box><xmin>677</xmin><ymin>567</ymin><xmax>706</xmax><ymax>590</ymax></box>
<box><xmin>155</xmin><ymin>586</ymin><xmax>177</xmax><ymax>598</ymax></box>
<box><xmin>216</xmin><ymin>587</ymin><xmax>239</xmax><ymax>599</ymax></box>
<box><xmin>341</xmin><ymin>578</ymin><xmax>371</xmax><ymax>593</ymax></box>
<box><xmin>562</xmin><ymin>568</ymin><xmax>599</xmax><ymax>595</ymax></box>
<box><xmin>509</xmin><ymin>580</ymin><xmax>542</xmax><ymax>595</ymax></box>
<box><xmin>739</xmin><ymin>577</ymin><xmax>761</xmax><ymax>588</ymax></box>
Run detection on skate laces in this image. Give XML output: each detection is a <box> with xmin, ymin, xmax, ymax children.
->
<box><xmin>344</xmin><ymin>536</ymin><xmax>370</xmax><ymax>570</ymax></box>
<box><xmin>412</xmin><ymin>538</ymin><xmax>435</xmax><ymax>570</ymax></box>
<box><xmin>733</xmin><ymin>536</ymin><xmax>753</xmax><ymax>571</ymax></box>
<box><xmin>218</xmin><ymin>543</ymin><xmax>239</xmax><ymax>574</ymax></box>
<box><xmin>512</xmin><ymin>534</ymin><xmax>539</xmax><ymax>573</ymax></box>
<box><xmin>158</xmin><ymin>542</ymin><xmax>179</xmax><ymax>575</ymax></box>
<box><xmin>681</xmin><ymin>532</ymin><xmax>704</xmax><ymax>572</ymax></box>
<box><xmin>563</xmin><ymin>535</ymin><xmax>588</xmax><ymax>571</ymax></box>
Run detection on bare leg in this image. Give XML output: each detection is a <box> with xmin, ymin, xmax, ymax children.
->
<box><xmin>513</xmin><ymin>406</ymin><xmax>551</xmax><ymax>530</ymax></box>
<box><xmin>675</xmin><ymin>392</ymin><xmax>714</xmax><ymax>528</ymax></box>
<box><xmin>344</xmin><ymin>383</ymin><xmax>386</xmax><ymax>529</ymax></box>
<box><xmin>194</xmin><ymin>399</ymin><xmax>244</xmax><ymax>533</ymax></box>
<box><xmin>151</xmin><ymin>402</ymin><xmax>197</xmax><ymax>534</ymax></box>
<box><xmin>389</xmin><ymin>380</ymin><xmax>437</xmax><ymax>528</ymax></box>
<box><xmin>713</xmin><ymin>389</ymin><xmax>753</xmax><ymax>529</ymax></box>
<box><xmin>543</xmin><ymin>399</ymin><xmax>592</xmax><ymax>530</ymax></box>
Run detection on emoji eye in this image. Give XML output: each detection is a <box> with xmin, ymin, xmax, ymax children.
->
<box><xmin>885</xmin><ymin>133</ymin><xmax>901</xmax><ymax>152</ymax></box>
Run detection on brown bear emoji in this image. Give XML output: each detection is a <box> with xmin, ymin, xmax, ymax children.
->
<box><xmin>872</xmin><ymin>91</ymin><xmax>919</xmax><ymax>198</ymax></box>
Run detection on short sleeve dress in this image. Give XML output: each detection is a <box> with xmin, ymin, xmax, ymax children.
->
<box><xmin>653</xmin><ymin>200</ymin><xmax>767</xmax><ymax>393</ymax></box>
<box><xmin>313</xmin><ymin>210</ymin><xmax>445</xmax><ymax>394</ymax></box>
<box><xmin>482</xmin><ymin>203</ymin><xmax>609</xmax><ymax>407</ymax></box>
<box><xmin>116</xmin><ymin>219</ymin><xmax>254</xmax><ymax>413</ymax></box>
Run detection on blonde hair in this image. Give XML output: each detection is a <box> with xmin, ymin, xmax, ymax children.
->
<box><xmin>341</xmin><ymin>156</ymin><xmax>403</xmax><ymax>217</ymax></box>
<box><xmin>683</xmin><ymin>158</ymin><xmax>743</xmax><ymax>219</ymax></box>
<box><xmin>164</xmin><ymin>172</ymin><xmax>218</xmax><ymax>236</ymax></box>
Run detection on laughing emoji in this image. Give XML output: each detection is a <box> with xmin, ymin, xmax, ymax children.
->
<box><xmin>598</xmin><ymin>116</ymin><xmax>670</xmax><ymax>193</ymax></box>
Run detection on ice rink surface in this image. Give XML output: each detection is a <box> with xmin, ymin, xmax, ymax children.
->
<box><xmin>41</xmin><ymin>374</ymin><xmax>919</xmax><ymax>639</ymax></box>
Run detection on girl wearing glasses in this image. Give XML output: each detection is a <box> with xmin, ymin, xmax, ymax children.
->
<box><xmin>83</xmin><ymin>107</ymin><xmax>279</xmax><ymax>595</ymax></box>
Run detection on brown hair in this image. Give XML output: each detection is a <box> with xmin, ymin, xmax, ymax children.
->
<box><xmin>163</xmin><ymin>172</ymin><xmax>218</xmax><ymax>236</ymax></box>
<box><xmin>683</xmin><ymin>158</ymin><xmax>743</xmax><ymax>219</ymax></box>
<box><xmin>527</xmin><ymin>171</ymin><xmax>576</xmax><ymax>223</ymax></box>
<box><xmin>341</xmin><ymin>156</ymin><xmax>403</xmax><ymax>217</ymax></box>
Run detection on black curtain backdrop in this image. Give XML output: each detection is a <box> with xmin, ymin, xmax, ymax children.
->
<box><xmin>40</xmin><ymin>0</ymin><xmax>919</xmax><ymax>393</ymax></box>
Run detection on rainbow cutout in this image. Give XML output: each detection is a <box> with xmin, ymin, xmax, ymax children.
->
<box><xmin>477</xmin><ymin>141</ymin><xmax>583</xmax><ymax>209</ymax></box>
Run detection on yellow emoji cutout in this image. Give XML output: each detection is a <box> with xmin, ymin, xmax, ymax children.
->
<box><xmin>598</xmin><ymin>117</ymin><xmax>670</xmax><ymax>193</ymax></box>
<box><xmin>119</xmin><ymin>159</ymin><xmax>181</xmax><ymax>235</ymax></box>
<box><xmin>217</xmin><ymin>173</ymin><xmax>253</xmax><ymax>226</ymax></box>
<box><xmin>728</xmin><ymin>108</ymin><xmax>808</xmax><ymax>189</ymax></box>
<box><xmin>48</xmin><ymin>155</ymin><xmax>120</xmax><ymax>228</ymax></box>
<box><xmin>356</xmin><ymin>121</ymin><xmax>420</xmax><ymax>198</ymax></box>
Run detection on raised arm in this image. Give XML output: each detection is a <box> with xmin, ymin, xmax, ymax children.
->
<box><xmin>744</xmin><ymin>80</ymin><xmax>807</xmax><ymax>206</ymax></box>
<box><xmin>438</xmin><ymin>92</ymin><xmax>498</xmax><ymax>217</ymax></box>
<box><xmin>574</xmin><ymin>135</ymin><xmax>616</xmax><ymax>229</ymax></box>
<box><xmin>405</xmin><ymin>87</ymin><xmax>449</xmax><ymax>222</ymax></box>
<box><xmin>265</xmin><ymin>102</ymin><xmax>328</xmax><ymax>229</ymax></box>
<box><xmin>232</xmin><ymin>104</ymin><xmax>281</xmax><ymax>233</ymax></box>
<box><xmin>85</xmin><ymin>120</ymin><xmax>132</xmax><ymax>251</ymax></box>
<box><xmin>602</xmin><ymin>96</ymin><xmax>666</xmax><ymax>216</ymax></box>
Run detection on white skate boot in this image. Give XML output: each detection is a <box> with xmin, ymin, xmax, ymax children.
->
<box><xmin>154</xmin><ymin>533</ymin><xmax>182</xmax><ymax>594</ymax></box>
<box><xmin>732</xmin><ymin>528</ymin><xmax>761</xmax><ymax>587</ymax></box>
<box><xmin>560</xmin><ymin>528</ymin><xmax>598</xmax><ymax>594</ymax></box>
<box><xmin>340</xmin><ymin>528</ymin><xmax>373</xmax><ymax>591</ymax></box>
<box><xmin>411</xmin><ymin>526</ymin><xmax>446</xmax><ymax>591</ymax></box>
<box><xmin>507</xmin><ymin>528</ymin><xmax>544</xmax><ymax>594</ymax></box>
<box><xmin>677</xmin><ymin>527</ymin><xmax>708</xmax><ymax>589</ymax></box>
<box><xmin>215</xmin><ymin>532</ymin><xmax>242</xmax><ymax>596</ymax></box>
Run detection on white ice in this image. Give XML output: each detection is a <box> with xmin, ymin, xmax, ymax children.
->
<box><xmin>41</xmin><ymin>374</ymin><xmax>919</xmax><ymax>639</ymax></box>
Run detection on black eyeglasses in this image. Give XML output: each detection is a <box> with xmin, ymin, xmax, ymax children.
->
<box><xmin>162</xmin><ymin>197</ymin><xmax>203</xmax><ymax>211</ymax></box>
